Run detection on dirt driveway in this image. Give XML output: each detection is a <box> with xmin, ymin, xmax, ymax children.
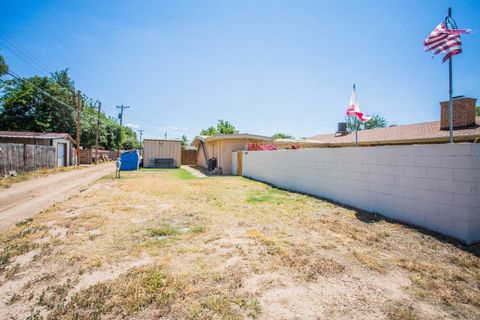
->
<box><xmin>0</xmin><ymin>168</ymin><xmax>479</xmax><ymax>319</ymax></box>
<box><xmin>0</xmin><ymin>163</ymin><xmax>113</xmax><ymax>231</ymax></box>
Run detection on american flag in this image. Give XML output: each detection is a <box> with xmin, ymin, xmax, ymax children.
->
<box><xmin>424</xmin><ymin>23</ymin><xmax>470</xmax><ymax>63</ymax></box>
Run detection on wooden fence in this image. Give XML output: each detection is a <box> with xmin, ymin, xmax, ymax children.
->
<box><xmin>79</xmin><ymin>149</ymin><xmax>116</xmax><ymax>164</ymax></box>
<box><xmin>0</xmin><ymin>143</ymin><xmax>56</xmax><ymax>175</ymax></box>
<box><xmin>181</xmin><ymin>149</ymin><xmax>197</xmax><ymax>165</ymax></box>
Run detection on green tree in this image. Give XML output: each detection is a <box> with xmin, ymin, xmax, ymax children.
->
<box><xmin>200</xmin><ymin>120</ymin><xmax>236</xmax><ymax>135</ymax></box>
<box><xmin>0</xmin><ymin>55</ymin><xmax>8</xmax><ymax>76</ymax></box>
<box><xmin>476</xmin><ymin>106</ymin><xmax>480</xmax><ymax>116</ymax></box>
<box><xmin>216</xmin><ymin>120</ymin><xmax>236</xmax><ymax>134</ymax></box>
<box><xmin>0</xmin><ymin>67</ymin><xmax>137</xmax><ymax>150</ymax></box>
<box><xmin>200</xmin><ymin>126</ymin><xmax>217</xmax><ymax>136</ymax></box>
<box><xmin>181</xmin><ymin>134</ymin><xmax>188</xmax><ymax>148</ymax></box>
<box><xmin>0</xmin><ymin>75</ymin><xmax>76</xmax><ymax>134</ymax></box>
<box><xmin>121</xmin><ymin>127</ymin><xmax>138</xmax><ymax>150</ymax></box>
<box><xmin>345</xmin><ymin>114</ymin><xmax>387</xmax><ymax>132</ymax></box>
<box><xmin>272</xmin><ymin>133</ymin><xmax>294</xmax><ymax>139</ymax></box>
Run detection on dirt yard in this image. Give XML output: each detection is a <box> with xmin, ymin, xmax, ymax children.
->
<box><xmin>0</xmin><ymin>163</ymin><xmax>113</xmax><ymax>231</ymax></box>
<box><xmin>0</xmin><ymin>168</ymin><xmax>479</xmax><ymax>319</ymax></box>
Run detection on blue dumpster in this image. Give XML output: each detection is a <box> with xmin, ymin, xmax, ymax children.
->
<box><xmin>119</xmin><ymin>150</ymin><xmax>140</xmax><ymax>171</ymax></box>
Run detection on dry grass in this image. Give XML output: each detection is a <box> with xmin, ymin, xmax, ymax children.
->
<box><xmin>386</xmin><ymin>301</ymin><xmax>419</xmax><ymax>320</ymax></box>
<box><xmin>0</xmin><ymin>168</ymin><xmax>479</xmax><ymax>319</ymax></box>
<box><xmin>0</xmin><ymin>166</ymin><xmax>83</xmax><ymax>188</ymax></box>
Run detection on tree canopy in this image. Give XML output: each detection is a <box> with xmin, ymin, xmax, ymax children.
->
<box><xmin>181</xmin><ymin>134</ymin><xmax>188</xmax><ymax>148</ymax></box>
<box><xmin>0</xmin><ymin>58</ymin><xmax>138</xmax><ymax>150</ymax></box>
<box><xmin>0</xmin><ymin>55</ymin><xmax>8</xmax><ymax>76</ymax></box>
<box><xmin>345</xmin><ymin>114</ymin><xmax>387</xmax><ymax>132</ymax></box>
<box><xmin>200</xmin><ymin>119</ymin><xmax>236</xmax><ymax>135</ymax></box>
<box><xmin>272</xmin><ymin>133</ymin><xmax>294</xmax><ymax>139</ymax></box>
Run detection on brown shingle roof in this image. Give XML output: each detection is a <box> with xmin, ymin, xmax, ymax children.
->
<box><xmin>0</xmin><ymin>131</ymin><xmax>73</xmax><ymax>140</ymax></box>
<box><xmin>309</xmin><ymin>117</ymin><xmax>480</xmax><ymax>146</ymax></box>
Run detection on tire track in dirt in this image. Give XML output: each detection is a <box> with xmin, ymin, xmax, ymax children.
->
<box><xmin>0</xmin><ymin>163</ymin><xmax>114</xmax><ymax>230</ymax></box>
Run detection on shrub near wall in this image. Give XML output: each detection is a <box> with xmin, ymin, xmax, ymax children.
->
<box><xmin>241</xmin><ymin>144</ymin><xmax>480</xmax><ymax>244</ymax></box>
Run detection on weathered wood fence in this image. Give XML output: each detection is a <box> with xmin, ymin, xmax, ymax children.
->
<box><xmin>79</xmin><ymin>149</ymin><xmax>116</xmax><ymax>164</ymax></box>
<box><xmin>181</xmin><ymin>149</ymin><xmax>197</xmax><ymax>165</ymax></box>
<box><xmin>0</xmin><ymin>143</ymin><xmax>56</xmax><ymax>175</ymax></box>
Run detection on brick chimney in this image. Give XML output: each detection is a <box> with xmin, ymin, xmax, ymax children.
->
<box><xmin>440</xmin><ymin>97</ymin><xmax>477</xmax><ymax>130</ymax></box>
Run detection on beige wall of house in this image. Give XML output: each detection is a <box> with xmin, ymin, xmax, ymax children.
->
<box><xmin>196</xmin><ymin>138</ymin><xmax>267</xmax><ymax>175</ymax></box>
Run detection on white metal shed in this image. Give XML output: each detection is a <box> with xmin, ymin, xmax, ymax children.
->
<box><xmin>143</xmin><ymin>139</ymin><xmax>182</xmax><ymax>168</ymax></box>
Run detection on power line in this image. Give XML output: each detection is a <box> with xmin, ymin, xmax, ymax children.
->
<box><xmin>124</xmin><ymin>113</ymin><xmax>198</xmax><ymax>136</ymax></box>
<box><xmin>0</xmin><ymin>34</ymin><xmax>51</xmax><ymax>74</ymax></box>
<box><xmin>0</xmin><ymin>42</ymin><xmax>48</xmax><ymax>76</ymax></box>
<box><xmin>7</xmin><ymin>70</ymin><xmax>77</xmax><ymax>112</ymax></box>
<box><xmin>34</xmin><ymin>11</ymin><xmax>120</xmax><ymax>102</ymax></box>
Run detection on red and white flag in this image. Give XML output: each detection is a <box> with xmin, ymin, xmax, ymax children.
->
<box><xmin>346</xmin><ymin>86</ymin><xmax>371</xmax><ymax>122</ymax></box>
<box><xmin>424</xmin><ymin>23</ymin><xmax>470</xmax><ymax>63</ymax></box>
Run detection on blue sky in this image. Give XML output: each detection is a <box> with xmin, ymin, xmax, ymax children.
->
<box><xmin>1</xmin><ymin>0</ymin><xmax>478</xmax><ymax>140</ymax></box>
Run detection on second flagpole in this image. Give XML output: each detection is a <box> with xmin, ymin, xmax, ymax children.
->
<box><xmin>447</xmin><ymin>7</ymin><xmax>454</xmax><ymax>144</ymax></box>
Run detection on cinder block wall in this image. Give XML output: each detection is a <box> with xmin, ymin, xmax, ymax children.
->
<box><xmin>241</xmin><ymin>144</ymin><xmax>480</xmax><ymax>244</ymax></box>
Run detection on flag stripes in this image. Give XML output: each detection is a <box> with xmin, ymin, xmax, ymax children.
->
<box><xmin>424</xmin><ymin>23</ymin><xmax>469</xmax><ymax>63</ymax></box>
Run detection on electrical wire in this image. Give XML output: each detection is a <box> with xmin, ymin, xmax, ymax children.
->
<box><xmin>7</xmin><ymin>70</ymin><xmax>77</xmax><ymax>112</ymax></box>
<box><xmin>0</xmin><ymin>34</ymin><xmax>51</xmax><ymax>74</ymax></box>
<box><xmin>34</xmin><ymin>11</ymin><xmax>120</xmax><ymax>101</ymax></box>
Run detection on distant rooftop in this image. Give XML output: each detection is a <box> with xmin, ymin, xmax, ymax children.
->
<box><xmin>0</xmin><ymin>131</ymin><xmax>73</xmax><ymax>140</ymax></box>
<box><xmin>309</xmin><ymin>117</ymin><xmax>480</xmax><ymax>146</ymax></box>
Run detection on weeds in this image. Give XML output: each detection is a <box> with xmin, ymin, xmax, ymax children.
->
<box><xmin>189</xmin><ymin>225</ymin><xmax>206</xmax><ymax>233</ymax></box>
<box><xmin>147</xmin><ymin>225</ymin><xmax>179</xmax><ymax>237</ymax></box>
<box><xmin>246</xmin><ymin>188</ymin><xmax>289</xmax><ymax>203</ymax></box>
<box><xmin>16</xmin><ymin>218</ymin><xmax>34</xmax><ymax>227</ymax></box>
<box><xmin>386</xmin><ymin>302</ymin><xmax>419</xmax><ymax>320</ymax></box>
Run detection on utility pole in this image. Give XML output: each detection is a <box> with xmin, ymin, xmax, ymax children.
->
<box><xmin>75</xmin><ymin>90</ymin><xmax>82</xmax><ymax>166</ymax></box>
<box><xmin>116</xmin><ymin>105</ymin><xmax>130</xmax><ymax>126</ymax></box>
<box><xmin>95</xmin><ymin>101</ymin><xmax>101</xmax><ymax>164</ymax></box>
<box><xmin>116</xmin><ymin>105</ymin><xmax>130</xmax><ymax>157</ymax></box>
<box><xmin>164</xmin><ymin>131</ymin><xmax>167</xmax><ymax>139</ymax></box>
<box><xmin>138</xmin><ymin>129</ymin><xmax>144</xmax><ymax>155</ymax></box>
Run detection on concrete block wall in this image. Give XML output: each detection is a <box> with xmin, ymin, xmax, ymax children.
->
<box><xmin>241</xmin><ymin>144</ymin><xmax>480</xmax><ymax>244</ymax></box>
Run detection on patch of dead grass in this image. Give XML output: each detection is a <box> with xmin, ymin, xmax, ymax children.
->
<box><xmin>386</xmin><ymin>301</ymin><xmax>419</xmax><ymax>320</ymax></box>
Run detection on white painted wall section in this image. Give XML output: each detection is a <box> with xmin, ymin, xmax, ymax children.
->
<box><xmin>241</xmin><ymin>144</ymin><xmax>480</xmax><ymax>244</ymax></box>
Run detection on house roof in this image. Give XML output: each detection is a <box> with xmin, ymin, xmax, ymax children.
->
<box><xmin>0</xmin><ymin>131</ymin><xmax>74</xmax><ymax>142</ymax></box>
<box><xmin>274</xmin><ymin>138</ymin><xmax>324</xmax><ymax>145</ymax></box>
<box><xmin>191</xmin><ymin>133</ymin><xmax>272</xmax><ymax>146</ymax></box>
<box><xmin>143</xmin><ymin>138</ymin><xmax>182</xmax><ymax>143</ymax></box>
<box><xmin>309</xmin><ymin>117</ymin><xmax>480</xmax><ymax>146</ymax></box>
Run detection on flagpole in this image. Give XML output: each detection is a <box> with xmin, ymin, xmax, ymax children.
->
<box><xmin>353</xmin><ymin>84</ymin><xmax>359</xmax><ymax>147</ymax></box>
<box><xmin>355</xmin><ymin>120</ymin><xmax>358</xmax><ymax>147</ymax></box>
<box><xmin>447</xmin><ymin>7</ymin><xmax>454</xmax><ymax>144</ymax></box>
